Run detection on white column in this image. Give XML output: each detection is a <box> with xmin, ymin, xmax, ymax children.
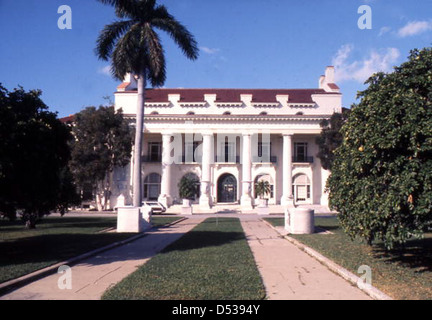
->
<box><xmin>158</xmin><ymin>133</ymin><xmax>172</xmax><ymax>208</ymax></box>
<box><xmin>199</xmin><ymin>133</ymin><xmax>213</xmax><ymax>209</ymax></box>
<box><xmin>281</xmin><ymin>134</ymin><xmax>294</xmax><ymax>207</ymax></box>
<box><xmin>241</xmin><ymin>133</ymin><xmax>254</xmax><ymax>209</ymax></box>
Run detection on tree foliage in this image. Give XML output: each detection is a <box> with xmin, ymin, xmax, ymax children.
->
<box><xmin>95</xmin><ymin>0</ymin><xmax>199</xmax><ymax>207</ymax></box>
<box><xmin>316</xmin><ymin>108</ymin><xmax>350</xmax><ymax>170</ymax></box>
<box><xmin>95</xmin><ymin>0</ymin><xmax>199</xmax><ymax>85</ymax></box>
<box><xmin>327</xmin><ymin>47</ymin><xmax>432</xmax><ymax>249</ymax></box>
<box><xmin>69</xmin><ymin>106</ymin><xmax>133</xmax><ymax>210</ymax></box>
<box><xmin>178</xmin><ymin>175</ymin><xmax>199</xmax><ymax>200</ymax></box>
<box><xmin>0</xmin><ymin>85</ymin><xmax>77</xmax><ymax>227</ymax></box>
<box><xmin>254</xmin><ymin>181</ymin><xmax>271</xmax><ymax>199</ymax></box>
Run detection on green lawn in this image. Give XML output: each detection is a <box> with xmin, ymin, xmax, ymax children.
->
<box><xmin>265</xmin><ymin>217</ymin><xmax>432</xmax><ymax>300</ymax></box>
<box><xmin>0</xmin><ymin>215</ymin><xmax>181</xmax><ymax>284</ymax></box>
<box><xmin>102</xmin><ymin>218</ymin><xmax>266</xmax><ymax>300</ymax></box>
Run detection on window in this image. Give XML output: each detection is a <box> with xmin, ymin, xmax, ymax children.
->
<box><xmin>218</xmin><ymin>141</ymin><xmax>236</xmax><ymax>162</ymax></box>
<box><xmin>184</xmin><ymin>141</ymin><xmax>202</xmax><ymax>163</ymax></box>
<box><xmin>148</xmin><ymin>142</ymin><xmax>162</xmax><ymax>162</ymax></box>
<box><xmin>294</xmin><ymin>142</ymin><xmax>308</xmax><ymax>162</ymax></box>
<box><xmin>143</xmin><ymin>173</ymin><xmax>161</xmax><ymax>201</ymax></box>
<box><xmin>224</xmin><ymin>142</ymin><xmax>235</xmax><ymax>162</ymax></box>
<box><xmin>258</xmin><ymin>142</ymin><xmax>271</xmax><ymax>158</ymax></box>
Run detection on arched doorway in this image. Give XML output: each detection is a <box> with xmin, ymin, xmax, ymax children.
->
<box><xmin>292</xmin><ymin>174</ymin><xmax>311</xmax><ymax>203</ymax></box>
<box><xmin>143</xmin><ymin>173</ymin><xmax>161</xmax><ymax>201</ymax></box>
<box><xmin>217</xmin><ymin>174</ymin><xmax>237</xmax><ymax>203</ymax></box>
<box><xmin>253</xmin><ymin>174</ymin><xmax>274</xmax><ymax>200</ymax></box>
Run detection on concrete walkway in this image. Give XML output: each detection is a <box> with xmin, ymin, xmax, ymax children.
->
<box><xmin>0</xmin><ymin>218</ymin><xmax>204</xmax><ymax>300</ymax></box>
<box><xmin>241</xmin><ymin>219</ymin><xmax>371</xmax><ymax>300</ymax></box>
<box><xmin>1</xmin><ymin>214</ymin><xmax>373</xmax><ymax>300</ymax></box>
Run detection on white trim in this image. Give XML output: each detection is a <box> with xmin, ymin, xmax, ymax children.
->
<box><xmin>179</xmin><ymin>102</ymin><xmax>208</xmax><ymax>108</ymax></box>
<box><xmin>215</xmin><ymin>102</ymin><xmax>244</xmax><ymax>108</ymax></box>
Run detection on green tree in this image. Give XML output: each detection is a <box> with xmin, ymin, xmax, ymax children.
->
<box><xmin>69</xmin><ymin>106</ymin><xmax>133</xmax><ymax>210</ymax></box>
<box><xmin>327</xmin><ymin>47</ymin><xmax>432</xmax><ymax>249</ymax></box>
<box><xmin>315</xmin><ymin>108</ymin><xmax>350</xmax><ymax>170</ymax></box>
<box><xmin>178</xmin><ymin>175</ymin><xmax>198</xmax><ymax>200</ymax></box>
<box><xmin>95</xmin><ymin>0</ymin><xmax>199</xmax><ymax>207</ymax></box>
<box><xmin>0</xmin><ymin>85</ymin><xmax>75</xmax><ymax>228</ymax></box>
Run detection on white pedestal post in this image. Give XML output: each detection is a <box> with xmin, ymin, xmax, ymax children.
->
<box><xmin>117</xmin><ymin>206</ymin><xmax>152</xmax><ymax>233</ymax></box>
<box><xmin>285</xmin><ymin>208</ymin><xmax>315</xmax><ymax>234</ymax></box>
<box><xmin>181</xmin><ymin>199</ymin><xmax>193</xmax><ymax>215</ymax></box>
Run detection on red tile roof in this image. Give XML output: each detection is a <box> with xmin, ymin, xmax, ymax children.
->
<box><xmin>59</xmin><ymin>115</ymin><xmax>75</xmax><ymax>123</ymax></box>
<box><xmin>117</xmin><ymin>82</ymin><xmax>131</xmax><ymax>89</ymax></box>
<box><xmin>125</xmin><ymin>88</ymin><xmax>338</xmax><ymax>104</ymax></box>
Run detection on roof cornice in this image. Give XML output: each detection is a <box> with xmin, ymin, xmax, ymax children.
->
<box><xmin>123</xmin><ymin>114</ymin><xmax>329</xmax><ymax>122</ymax></box>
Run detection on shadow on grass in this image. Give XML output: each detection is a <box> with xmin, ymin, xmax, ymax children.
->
<box><xmin>0</xmin><ymin>232</ymin><xmax>134</xmax><ymax>282</ymax></box>
<box><xmin>373</xmin><ymin>237</ymin><xmax>432</xmax><ymax>272</ymax></box>
<box><xmin>0</xmin><ymin>218</ymin><xmax>243</xmax><ymax>285</ymax></box>
<box><xmin>0</xmin><ymin>216</ymin><xmax>117</xmax><ymax>232</ymax></box>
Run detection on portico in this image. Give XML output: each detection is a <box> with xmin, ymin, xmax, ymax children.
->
<box><xmin>110</xmin><ymin>66</ymin><xmax>342</xmax><ymax>212</ymax></box>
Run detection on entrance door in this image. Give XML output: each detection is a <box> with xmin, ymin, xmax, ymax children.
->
<box><xmin>217</xmin><ymin>174</ymin><xmax>237</xmax><ymax>203</ymax></box>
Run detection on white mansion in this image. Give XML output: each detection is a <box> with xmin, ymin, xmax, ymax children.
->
<box><xmin>111</xmin><ymin>66</ymin><xmax>342</xmax><ymax>211</ymax></box>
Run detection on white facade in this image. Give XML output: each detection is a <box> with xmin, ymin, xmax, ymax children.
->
<box><xmin>111</xmin><ymin>67</ymin><xmax>342</xmax><ymax>211</ymax></box>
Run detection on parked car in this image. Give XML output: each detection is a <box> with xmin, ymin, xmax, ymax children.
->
<box><xmin>143</xmin><ymin>201</ymin><xmax>166</xmax><ymax>214</ymax></box>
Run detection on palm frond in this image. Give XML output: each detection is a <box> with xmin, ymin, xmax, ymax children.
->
<box><xmin>95</xmin><ymin>20</ymin><xmax>135</xmax><ymax>60</ymax></box>
<box><xmin>141</xmin><ymin>25</ymin><xmax>166</xmax><ymax>87</ymax></box>
<box><xmin>97</xmin><ymin>0</ymin><xmax>138</xmax><ymax>13</ymax></box>
<box><xmin>98</xmin><ymin>0</ymin><xmax>154</xmax><ymax>20</ymax></box>
<box><xmin>151</xmin><ymin>5</ymin><xmax>199</xmax><ymax>61</ymax></box>
<box><xmin>97</xmin><ymin>0</ymin><xmax>198</xmax><ymax>86</ymax></box>
<box><xmin>111</xmin><ymin>26</ymin><xmax>141</xmax><ymax>80</ymax></box>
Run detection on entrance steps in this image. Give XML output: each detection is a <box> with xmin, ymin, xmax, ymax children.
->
<box><xmin>164</xmin><ymin>203</ymin><xmax>336</xmax><ymax>215</ymax></box>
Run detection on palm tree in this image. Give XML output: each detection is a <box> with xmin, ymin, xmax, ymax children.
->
<box><xmin>96</xmin><ymin>0</ymin><xmax>199</xmax><ymax>207</ymax></box>
<box><xmin>255</xmin><ymin>180</ymin><xmax>271</xmax><ymax>199</ymax></box>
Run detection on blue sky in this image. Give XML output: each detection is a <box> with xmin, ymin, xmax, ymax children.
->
<box><xmin>0</xmin><ymin>0</ymin><xmax>431</xmax><ymax>118</ymax></box>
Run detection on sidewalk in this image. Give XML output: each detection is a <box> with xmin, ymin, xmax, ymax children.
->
<box><xmin>2</xmin><ymin>214</ymin><xmax>377</xmax><ymax>300</ymax></box>
<box><xmin>0</xmin><ymin>218</ymin><xmax>204</xmax><ymax>300</ymax></box>
<box><xmin>241</xmin><ymin>219</ymin><xmax>372</xmax><ymax>300</ymax></box>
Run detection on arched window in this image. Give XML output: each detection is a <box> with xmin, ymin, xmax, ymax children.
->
<box><xmin>259</xmin><ymin>111</ymin><xmax>268</xmax><ymax>115</ymax></box>
<box><xmin>143</xmin><ymin>173</ymin><xmax>161</xmax><ymax>201</ymax></box>
<box><xmin>187</xmin><ymin>111</ymin><xmax>195</xmax><ymax>115</ymax></box>
<box><xmin>223</xmin><ymin>111</ymin><xmax>231</xmax><ymax>115</ymax></box>
<box><xmin>150</xmin><ymin>111</ymin><xmax>159</xmax><ymax>115</ymax></box>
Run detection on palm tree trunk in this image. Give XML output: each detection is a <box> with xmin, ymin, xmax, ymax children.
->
<box><xmin>133</xmin><ymin>73</ymin><xmax>146</xmax><ymax>207</ymax></box>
